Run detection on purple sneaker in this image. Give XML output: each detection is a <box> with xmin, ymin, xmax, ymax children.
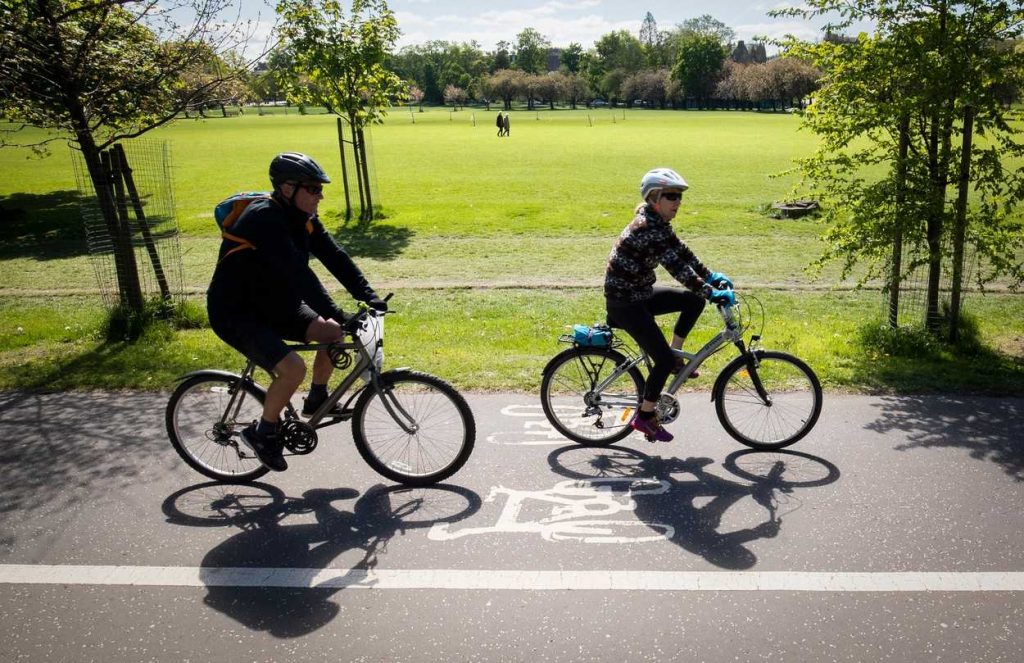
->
<box><xmin>630</xmin><ymin>415</ymin><xmax>674</xmax><ymax>442</ymax></box>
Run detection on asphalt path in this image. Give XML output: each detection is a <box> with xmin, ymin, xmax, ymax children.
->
<box><xmin>1</xmin><ymin>390</ymin><xmax>1023</xmax><ymax>662</ymax></box>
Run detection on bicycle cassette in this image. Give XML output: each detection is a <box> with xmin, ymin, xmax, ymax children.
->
<box><xmin>656</xmin><ymin>394</ymin><xmax>680</xmax><ymax>424</ymax></box>
<box><xmin>279</xmin><ymin>419</ymin><xmax>318</xmax><ymax>455</ymax></box>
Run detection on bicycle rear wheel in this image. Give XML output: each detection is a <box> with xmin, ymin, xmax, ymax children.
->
<box><xmin>352</xmin><ymin>370</ymin><xmax>475</xmax><ymax>486</ymax></box>
<box><xmin>713</xmin><ymin>350</ymin><xmax>822</xmax><ymax>450</ymax></box>
<box><xmin>540</xmin><ymin>347</ymin><xmax>644</xmax><ymax>446</ymax></box>
<box><xmin>166</xmin><ymin>373</ymin><xmax>269</xmax><ymax>482</ymax></box>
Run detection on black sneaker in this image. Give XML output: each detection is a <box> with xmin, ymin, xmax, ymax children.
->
<box><xmin>302</xmin><ymin>394</ymin><xmax>350</xmax><ymax>418</ymax></box>
<box><xmin>240</xmin><ymin>424</ymin><xmax>288</xmax><ymax>472</ymax></box>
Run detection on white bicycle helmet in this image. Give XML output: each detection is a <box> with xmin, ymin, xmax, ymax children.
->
<box><xmin>640</xmin><ymin>168</ymin><xmax>688</xmax><ymax>200</ymax></box>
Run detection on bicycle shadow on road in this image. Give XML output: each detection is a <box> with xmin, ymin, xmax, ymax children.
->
<box><xmin>865</xmin><ymin>395</ymin><xmax>1024</xmax><ymax>481</ymax></box>
<box><xmin>162</xmin><ymin>481</ymin><xmax>481</xmax><ymax>638</ymax></box>
<box><xmin>547</xmin><ymin>445</ymin><xmax>840</xmax><ymax>570</ymax></box>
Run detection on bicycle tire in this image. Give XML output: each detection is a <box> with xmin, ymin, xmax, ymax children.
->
<box><xmin>713</xmin><ymin>350</ymin><xmax>823</xmax><ymax>450</ymax></box>
<box><xmin>540</xmin><ymin>347</ymin><xmax>644</xmax><ymax>446</ymax></box>
<box><xmin>352</xmin><ymin>370</ymin><xmax>475</xmax><ymax>486</ymax></box>
<box><xmin>166</xmin><ymin>373</ymin><xmax>270</xmax><ymax>482</ymax></box>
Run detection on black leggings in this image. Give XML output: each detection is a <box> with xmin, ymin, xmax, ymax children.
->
<box><xmin>606</xmin><ymin>287</ymin><xmax>706</xmax><ymax>403</ymax></box>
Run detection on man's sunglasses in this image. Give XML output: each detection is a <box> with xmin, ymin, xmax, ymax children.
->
<box><xmin>291</xmin><ymin>182</ymin><xmax>324</xmax><ymax>194</ymax></box>
<box><xmin>660</xmin><ymin>192</ymin><xmax>683</xmax><ymax>201</ymax></box>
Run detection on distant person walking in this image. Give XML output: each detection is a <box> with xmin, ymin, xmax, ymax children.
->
<box><xmin>496</xmin><ymin>112</ymin><xmax>503</xmax><ymax>137</ymax></box>
<box><xmin>502</xmin><ymin>113</ymin><xmax>510</xmax><ymax>137</ymax></box>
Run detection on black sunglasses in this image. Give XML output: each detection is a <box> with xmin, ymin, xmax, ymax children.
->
<box><xmin>660</xmin><ymin>192</ymin><xmax>683</xmax><ymax>201</ymax></box>
<box><xmin>291</xmin><ymin>182</ymin><xmax>324</xmax><ymax>194</ymax></box>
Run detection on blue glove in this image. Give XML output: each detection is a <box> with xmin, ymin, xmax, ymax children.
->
<box><xmin>702</xmin><ymin>285</ymin><xmax>736</xmax><ymax>307</ymax></box>
<box><xmin>709</xmin><ymin>272</ymin><xmax>733</xmax><ymax>289</ymax></box>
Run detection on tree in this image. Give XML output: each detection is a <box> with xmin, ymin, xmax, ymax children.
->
<box><xmin>672</xmin><ymin>32</ymin><xmax>728</xmax><ymax>108</ymax></box>
<box><xmin>492</xmin><ymin>41</ymin><xmax>513</xmax><ymax>71</ymax></box>
<box><xmin>533</xmin><ymin>72</ymin><xmax>566</xmax><ymax>110</ymax></box>
<box><xmin>514</xmin><ymin>27</ymin><xmax>551</xmax><ymax>74</ymax></box>
<box><xmin>0</xmin><ymin>0</ymin><xmax>257</xmax><ymax>314</ymax></box>
<box><xmin>640</xmin><ymin>12</ymin><xmax>659</xmax><ymax>48</ymax></box>
<box><xmin>483</xmin><ymin>69</ymin><xmax>528</xmax><ymax>110</ymax></box>
<box><xmin>678</xmin><ymin>14</ymin><xmax>735</xmax><ymax>44</ymax></box>
<box><xmin>564</xmin><ymin>73</ymin><xmax>591</xmax><ymax>109</ymax></box>
<box><xmin>277</xmin><ymin>0</ymin><xmax>404</xmax><ymax>221</ymax></box>
<box><xmin>776</xmin><ymin>0</ymin><xmax>1024</xmax><ymax>339</ymax></box>
<box><xmin>443</xmin><ymin>84</ymin><xmax>466</xmax><ymax>109</ymax></box>
<box><xmin>561</xmin><ymin>42</ymin><xmax>584</xmax><ymax>73</ymax></box>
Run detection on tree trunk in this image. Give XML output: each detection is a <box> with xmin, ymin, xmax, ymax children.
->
<box><xmin>358</xmin><ymin>126</ymin><xmax>373</xmax><ymax>221</ymax></box>
<box><xmin>889</xmin><ymin>114</ymin><xmax>911</xmax><ymax>328</ymax></box>
<box><xmin>948</xmin><ymin>105</ymin><xmax>975</xmax><ymax>342</ymax></box>
<box><xmin>75</xmin><ymin>127</ymin><xmax>145</xmax><ymax>313</ymax></box>
<box><xmin>336</xmin><ymin>117</ymin><xmax>353</xmax><ymax>221</ymax></box>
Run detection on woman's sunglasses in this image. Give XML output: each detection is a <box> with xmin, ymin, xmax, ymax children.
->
<box><xmin>660</xmin><ymin>192</ymin><xmax>683</xmax><ymax>201</ymax></box>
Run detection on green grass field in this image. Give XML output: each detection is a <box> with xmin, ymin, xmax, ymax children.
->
<box><xmin>1</xmin><ymin>108</ymin><xmax>1021</xmax><ymax>393</ymax></box>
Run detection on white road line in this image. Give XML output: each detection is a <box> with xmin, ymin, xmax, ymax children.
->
<box><xmin>2</xmin><ymin>565</ymin><xmax>1024</xmax><ymax>591</ymax></box>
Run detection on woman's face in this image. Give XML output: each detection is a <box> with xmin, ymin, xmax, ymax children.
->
<box><xmin>651</xmin><ymin>189</ymin><xmax>683</xmax><ymax>221</ymax></box>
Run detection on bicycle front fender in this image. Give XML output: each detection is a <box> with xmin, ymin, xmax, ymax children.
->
<box><xmin>710</xmin><ymin>350</ymin><xmax>764</xmax><ymax>402</ymax></box>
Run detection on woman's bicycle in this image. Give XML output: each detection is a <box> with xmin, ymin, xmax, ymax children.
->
<box><xmin>166</xmin><ymin>300</ymin><xmax>476</xmax><ymax>486</ymax></box>
<box><xmin>539</xmin><ymin>289</ymin><xmax>822</xmax><ymax>450</ymax></box>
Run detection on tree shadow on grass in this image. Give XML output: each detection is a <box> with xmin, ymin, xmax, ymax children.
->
<box><xmin>327</xmin><ymin>215</ymin><xmax>414</xmax><ymax>261</ymax></box>
<box><xmin>0</xmin><ymin>190</ymin><xmax>89</xmax><ymax>260</ymax></box>
<box><xmin>865</xmin><ymin>395</ymin><xmax>1024</xmax><ymax>482</ymax></box>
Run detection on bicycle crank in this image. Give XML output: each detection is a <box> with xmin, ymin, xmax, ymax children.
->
<box><xmin>656</xmin><ymin>394</ymin><xmax>680</xmax><ymax>424</ymax></box>
<box><xmin>279</xmin><ymin>419</ymin><xmax>319</xmax><ymax>455</ymax></box>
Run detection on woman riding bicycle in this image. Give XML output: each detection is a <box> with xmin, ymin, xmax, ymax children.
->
<box><xmin>605</xmin><ymin>167</ymin><xmax>734</xmax><ymax>442</ymax></box>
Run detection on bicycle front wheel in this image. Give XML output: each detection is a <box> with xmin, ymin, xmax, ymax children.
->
<box><xmin>166</xmin><ymin>373</ymin><xmax>269</xmax><ymax>482</ymax></box>
<box><xmin>714</xmin><ymin>351</ymin><xmax>822</xmax><ymax>450</ymax></box>
<box><xmin>540</xmin><ymin>347</ymin><xmax>644</xmax><ymax>446</ymax></box>
<box><xmin>352</xmin><ymin>370</ymin><xmax>475</xmax><ymax>486</ymax></box>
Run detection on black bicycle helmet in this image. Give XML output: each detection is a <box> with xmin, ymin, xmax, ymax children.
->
<box><xmin>269</xmin><ymin>152</ymin><xmax>332</xmax><ymax>188</ymax></box>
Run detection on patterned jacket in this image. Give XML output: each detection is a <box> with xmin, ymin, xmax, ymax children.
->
<box><xmin>604</xmin><ymin>203</ymin><xmax>711</xmax><ymax>303</ymax></box>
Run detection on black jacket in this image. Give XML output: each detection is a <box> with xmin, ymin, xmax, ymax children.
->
<box><xmin>208</xmin><ymin>195</ymin><xmax>376</xmax><ymax>321</ymax></box>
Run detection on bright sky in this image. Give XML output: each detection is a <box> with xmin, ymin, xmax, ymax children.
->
<box><xmin>389</xmin><ymin>0</ymin><xmax>860</xmax><ymax>50</ymax></box>
<box><xmin>238</xmin><ymin>1</ymin><xmax>868</xmax><ymax>57</ymax></box>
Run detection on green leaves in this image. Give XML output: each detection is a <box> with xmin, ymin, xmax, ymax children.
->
<box><xmin>276</xmin><ymin>0</ymin><xmax>403</xmax><ymax>128</ymax></box>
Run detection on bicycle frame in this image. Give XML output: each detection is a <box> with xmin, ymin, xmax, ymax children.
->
<box><xmin>212</xmin><ymin>314</ymin><xmax>404</xmax><ymax>434</ymax></box>
<box><xmin>590</xmin><ymin>303</ymin><xmax>750</xmax><ymax>400</ymax></box>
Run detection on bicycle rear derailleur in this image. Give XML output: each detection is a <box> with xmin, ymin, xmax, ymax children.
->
<box><xmin>279</xmin><ymin>419</ymin><xmax>318</xmax><ymax>455</ymax></box>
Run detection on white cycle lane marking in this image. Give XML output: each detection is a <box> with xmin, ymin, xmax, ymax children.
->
<box><xmin>486</xmin><ymin>404</ymin><xmax>625</xmax><ymax>446</ymax></box>
<box><xmin>3</xmin><ymin>565</ymin><xmax>1024</xmax><ymax>592</ymax></box>
<box><xmin>427</xmin><ymin>478</ymin><xmax>673</xmax><ymax>543</ymax></box>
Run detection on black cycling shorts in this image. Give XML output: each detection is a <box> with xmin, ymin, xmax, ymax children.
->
<box><xmin>208</xmin><ymin>303</ymin><xmax>320</xmax><ymax>372</ymax></box>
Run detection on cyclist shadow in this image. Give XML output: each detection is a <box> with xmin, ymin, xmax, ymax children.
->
<box><xmin>162</xmin><ymin>481</ymin><xmax>481</xmax><ymax>638</ymax></box>
<box><xmin>547</xmin><ymin>445</ymin><xmax>840</xmax><ymax>570</ymax></box>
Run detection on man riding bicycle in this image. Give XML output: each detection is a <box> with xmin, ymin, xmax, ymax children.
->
<box><xmin>206</xmin><ymin>152</ymin><xmax>387</xmax><ymax>471</ymax></box>
<box><xmin>605</xmin><ymin>167</ymin><xmax>735</xmax><ymax>442</ymax></box>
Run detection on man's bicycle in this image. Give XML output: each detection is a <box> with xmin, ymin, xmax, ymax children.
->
<box><xmin>166</xmin><ymin>301</ymin><xmax>476</xmax><ymax>486</ymax></box>
<box><xmin>539</xmin><ymin>289</ymin><xmax>822</xmax><ymax>449</ymax></box>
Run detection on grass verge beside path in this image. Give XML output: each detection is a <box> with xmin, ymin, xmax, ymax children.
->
<box><xmin>1</xmin><ymin>289</ymin><xmax>1021</xmax><ymax>394</ymax></box>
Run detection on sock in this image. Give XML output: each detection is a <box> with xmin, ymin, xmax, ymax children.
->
<box><xmin>256</xmin><ymin>418</ymin><xmax>278</xmax><ymax>437</ymax></box>
<box><xmin>308</xmin><ymin>383</ymin><xmax>328</xmax><ymax>404</ymax></box>
<box><xmin>638</xmin><ymin>409</ymin><xmax>656</xmax><ymax>420</ymax></box>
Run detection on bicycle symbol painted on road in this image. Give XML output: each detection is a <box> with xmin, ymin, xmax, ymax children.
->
<box><xmin>427</xmin><ymin>478</ymin><xmax>673</xmax><ymax>543</ymax></box>
<box><xmin>486</xmin><ymin>404</ymin><xmax>636</xmax><ymax>446</ymax></box>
